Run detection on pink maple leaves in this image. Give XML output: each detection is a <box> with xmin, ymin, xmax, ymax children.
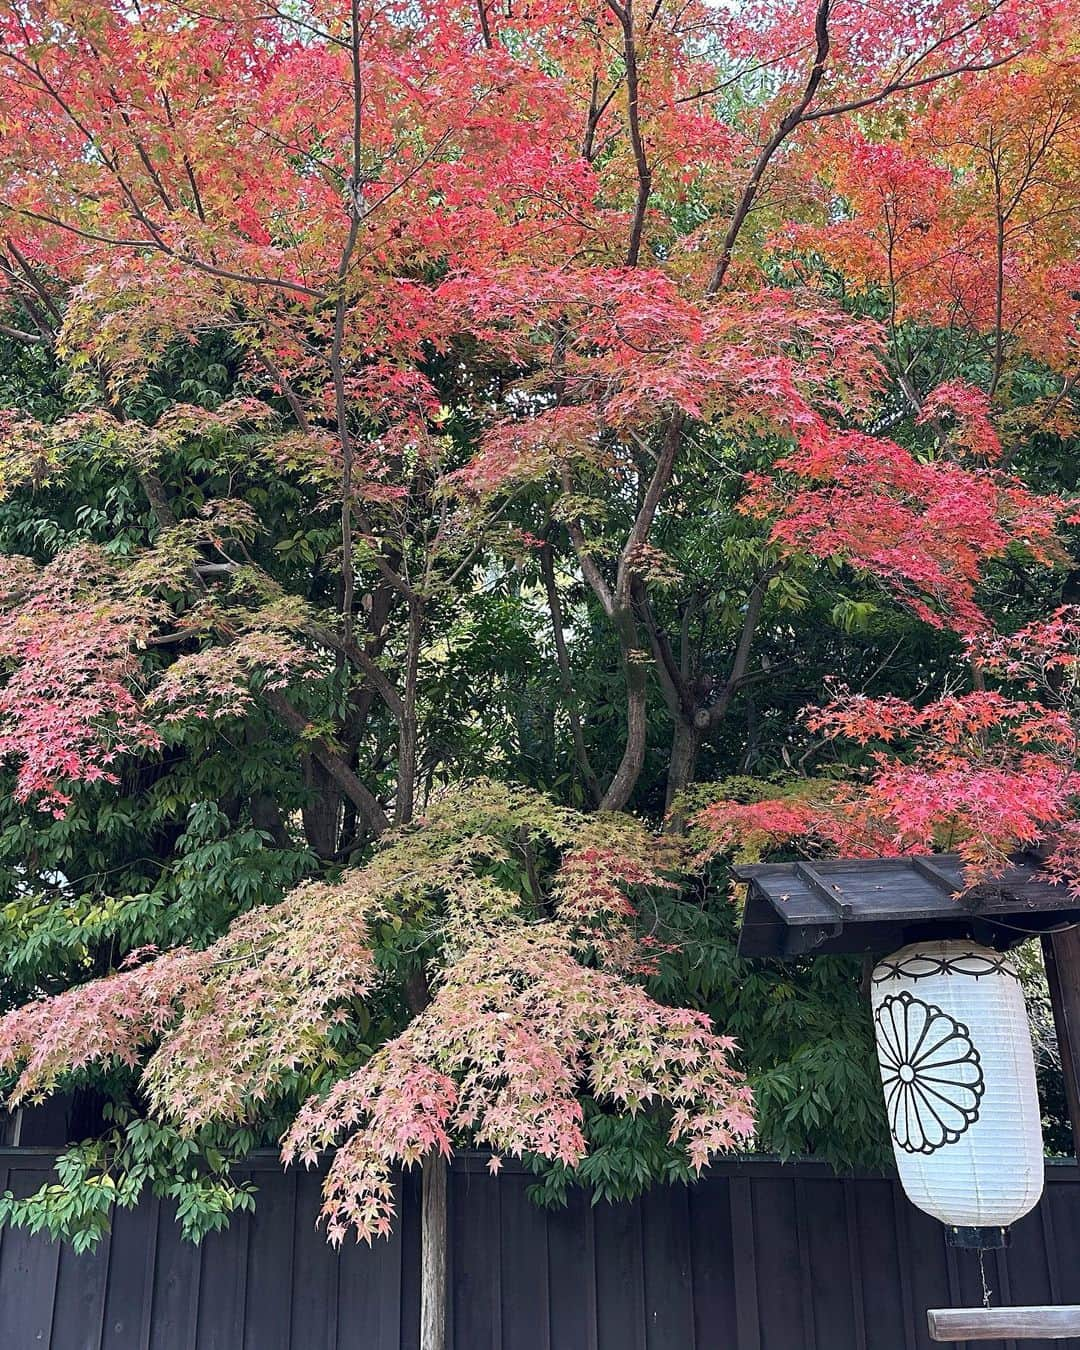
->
<box><xmin>284</xmin><ymin>925</ymin><xmax>751</xmax><ymax>1245</ymax></box>
<box><xmin>0</xmin><ymin>550</ymin><xmax>161</xmax><ymax>815</ymax></box>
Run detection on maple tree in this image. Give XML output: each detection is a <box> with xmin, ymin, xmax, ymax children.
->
<box><xmin>0</xmin><ymin>0</ymin><xmax>1076</xmax><ymax>1343</ymax></box>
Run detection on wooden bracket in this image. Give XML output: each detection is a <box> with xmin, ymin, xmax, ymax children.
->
<box><xmin>927</xmin><ymin>1306</ymin><xmax>1080</xmax><ymax>1341</ymax></box>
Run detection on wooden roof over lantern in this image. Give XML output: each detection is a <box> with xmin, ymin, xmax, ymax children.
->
<box><xmin>732</xmin><ymin>853</ymin><xmax>1080</xmax><ymax>958</ymax></box>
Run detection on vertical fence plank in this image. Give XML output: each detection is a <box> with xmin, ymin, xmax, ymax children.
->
<box><xmin>593</xmin><ymin>1197</ymin><xmax>647</xmax><ymax>1350</ymax></box>
<box><xmin>795</xmin><ymin>1177</ymin><xmax>855</xmax><ymax>1350</ymax></box>
<box><xmin>794</xmin><ymin>1181</ymin><xmax>817</xmax><ymax>1350</ymax></box>
<box><xmin>149</xmin><ymin>1198</ymin><xmax>202</xmax><ymax>1350</ymax></box>
<box><xmin>729</xmin><ymin>1176</ymin><xmax>761</xmax><ymax>1350</ymax></box>
<box><xmin>497</xmin><ymin>1171</ymin><xmax>550</xmax><ymax>1350</ymax></box>
<box><xmin>243</xmin><ymin>1166</ymin><xmax>296</xmax><ymax>1350</ymax></box>
<box><xmin>399</xmin><ymin>1169</ymin><xmax>422</xmax><ymax>1350</ymax></box>
<box><xmin>50</xmin><ymin>1224</ymin><xmax>111</xmax><ymax>1350</ymax></box>
<box><xmin>98</xmin><ymin>1189</ymin><xmax>157</xmax><ymax>1350</ymax></box>
<box><xmin>843</xmin><ymin>1181</ymin><xmax>869</xmax><ymax>1350</ymax></box>
<box><xmin>0</xmin><ymin>1166</ymin><xmax>61</xmax><ymax>1347</ymax></box>
<box><xmin>641</xmin><ymin>1183</ymin><xmax>696</xmax><ymax>1350</ymax></box>
<box><xmin>337</xmin><ymin>1171</ymin><xmax>403</xmax><ymax>1350</ymax></box>
<box><xmin>901</xmin><ymin>1201</ymin><xmax>952</xmax><ymax>1350</ymax></box>
<box><xmin>751</xmin><ymin>1177</ymin><xmax>804</xmax><ymax>1350</ymax></box>
<box><xmin>688</xmin><ymin>1175</ymin><xmax>737</xmax><ymax>1350</ymax></box>
<box><xmin>545</xmin><ymin>1183</ymin><xmax>598</xmax><ymax>1350</ymax></box>
<box><xmin>852</xmin><ymin>1179</ymin><xmax>907</xmax><ymax>1350</ymax></box>
<box><xmin>194</xmin><ymin>1204</ymin><xmax>249</xmax><ymax>1350</ymax></box>
<box><xmin>891</xmin><ymin>1186</ymin><xmax>918</xmax><ymax>1350</ymax></box>
<box><xmin>290</xmin><ymin>1168</ymin><xmax>339</xmax><ymax>1350</ymax></box>
<box><xmin>449</xmin><ymin>1165</ymin><xmax>501</xmax><ymax>1350</ymax></box>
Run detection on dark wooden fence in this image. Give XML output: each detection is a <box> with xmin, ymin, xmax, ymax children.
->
<box><xmin>1</xmin><ymin>1149</ymin><xmax>1078</xmax><ymax>1350</ymax></box>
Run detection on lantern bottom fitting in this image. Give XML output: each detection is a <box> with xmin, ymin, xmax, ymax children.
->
<box><xmin>946</xmin><ymin>1225</ymin><xmax>1011</xmax><ymax>1250</ymax></box>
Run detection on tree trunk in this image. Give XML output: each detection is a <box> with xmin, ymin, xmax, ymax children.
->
<box><xmin>664</xmin><ymin>716</ymin><xmax>702</xmax><ymax>823</ymax></box>
<box><xmin>420</xmin><ymin>1152</ymin><xmax>449</xmax><ymax>1350</ymax></box>
<box><xmin>599</xmin><ymin>606</ymin><xmax>648</xmax><ymax>811</ymax></box>
<box><xmin>300</xmin><ymin>754</ymin><xmax>341</xmax><ymax>859</ymax></box>
<box><xmin>396</xmin><ymin>596</ymin><xmax>423</xmax><ymax>826</ymax></box>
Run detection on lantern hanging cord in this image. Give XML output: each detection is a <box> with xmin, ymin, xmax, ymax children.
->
<box><xmin>978</xmin><ymin>1250</ymin><xmax>993</xmax><ymax>1309</ymax></box>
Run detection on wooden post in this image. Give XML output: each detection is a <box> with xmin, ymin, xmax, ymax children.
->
<box><xmin>420</xmin><ymin>1151</ymin><xmax>448</xmax><ymax>1350</ymax></box>
<box><xmin>1042</xmin><ymin>929</ymin><xmax>1080</xmax><ymax>1163</ymax></box>
<box><xmin>927</xmin><ymin>1306</ymin><xmax>1080</xmax><ymax>1341</ymax></box>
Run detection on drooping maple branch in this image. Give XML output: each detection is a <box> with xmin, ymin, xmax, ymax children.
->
<box><xmin>6</xmin><ymin>202</ymin><xmax>327</xmax><ymax>300</ymax></box>
<box><xmin>4</xmin><ymin>239</ymin><xmax>62</xmax><ymax>325</ymax></box>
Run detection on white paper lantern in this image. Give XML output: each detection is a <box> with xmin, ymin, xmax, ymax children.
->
<box><xmin>870</xmin><ymin>939</ymin><xmax>1044</xmax><ymax>1247</ymax></box>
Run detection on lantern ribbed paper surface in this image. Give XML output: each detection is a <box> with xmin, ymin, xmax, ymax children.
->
<box><xmin>870</xmin><ymin>940</ymin><xmax>1044</xmax><ymax>1237</ymax></box>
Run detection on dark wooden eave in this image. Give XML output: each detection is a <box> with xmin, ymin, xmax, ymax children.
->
<box><xmin>732</xmin><ymin>852</ymin><xmax>1080</xmax><ymax>958</ymax></box>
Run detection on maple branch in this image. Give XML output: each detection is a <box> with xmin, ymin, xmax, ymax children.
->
<box><xmin>674</xmin><ymin>45</ymin><xmax>811</xmax><ymax>103</ymax></box>
<box><xmin>356</xmin><ymin>126</ymin><xmax>457</xmax><ymax>225</ymax></box>
<box><xmin>559</xmin><ymin>466</ymin><xmax>615</xmax><ymax>617</ymax></box>
<box><xmin>7</xmin><ymin>204</ymin><xmax>326</xmax><ymax>299</ymax></box>
<box><xmin>4</xmin><ymin>239</ymin><xmax>63</xmax><ymax>325</ymax></box>
<box><xmin>395</xmin><ymin>596</ymin><xmax>423</xmax><ymax>826</ymax></box>
<box><xmin>609</xmin><ymin>0</ymin><xmax>653</xmax><ymax>267</ymax></box>
<box><xmin>706</xmin><ymin>0</ymin><xmax>831</xmax><ymax>294</ymax></box>
<box><xmin>253</xmin><ymin>349</ymin><xmax>311</xmax><ymax>433</ymax></box>
<box><xmin>0</xmin><ymin>320</ymin><xmax>44</xmax><ymax>344</ymax></box>
<box><xmin>262</xmin><ymin>687</ymin><xmax>389</xmax><ymax>836</ymax></box>
<box><xmin>306</xmin><ymin>620</ymin><xmax>405</xmax><ymax>724</ymax></box>
<box><xmin>635</xmin><ymin>586</ymin><xmax>693</xmax><ymax>722</ymax></box>
<box><xmin>616</xmin><ymin>420</ymin><xmax>682</xmax><ymax>608</ymax></box>
<box><xmin>0</xmin><ymin>49</ymin><xmax>325</xmax><ymax>302</ymax></box>
<box><xmin>476</xmin><ymin>0</ymin><xmax>494</xmax><ymax>49</ymax></box>
<box><xmin>582</xmin><ymin>74</ymin><xmax>621</xmax><ymax>162</ymax></box>
<box><xmin>598</xmin><ymin>607</ymin><xmax>649</xmax><ymax>812</ymax></box>
<box><xmin>704</xmin><ymin>565</ymin><xmax>779</xmax><ymax>730</ymax></box>
<box><xmin>160</xmin><ymin>88</ymin><xmax>207</xmax><ymax>223</ymax></box>
<box><xmin>801</xmin><ymin>48</ymin><xmax>1023</xmax><ymax>123</ymax></box>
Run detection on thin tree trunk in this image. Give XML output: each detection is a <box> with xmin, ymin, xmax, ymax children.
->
<box><xmin>403</xmin><ymin>972</ymin><xmax>448</xmax><ymax>1350</ymax></box>
<box><xmin>598</xmin><ymin>605</ymin><xmax>648</xmax><ymax>811</ymax></box>
<box><xmin>539</xmin><ymin>544</ymin><xmax>602</xmax><ymax>805</ymax></box>
<box><xmin>664</xmin><ymin>717</ymin><xmax>701</xmax><ymax>822</ymax></box>
<box><xmin>420</xmin><ymin>1152</ymin><xmax>449</xmax><ymax>1350</ymax></box>
<box><xmin>396</xmin><ymin>597</ymin><xmax>423</xmax><ymax>826</ymax></box>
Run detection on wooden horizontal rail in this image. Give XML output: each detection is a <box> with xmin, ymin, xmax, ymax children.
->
<box><xmin>927</xmin><ymin>1306</ymin><xmax>1080</xmax><ymax>1341</ymax></box>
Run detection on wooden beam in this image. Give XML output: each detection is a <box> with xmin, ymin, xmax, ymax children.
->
<box><xmin>909</xmin><ymin>855</ymin><xmax>981</xmax><ymax>912</ymax></box>
<box><xmin>1042</xmin><ymin>928</ymin><xmax>1080</xmax><ymax>1163</ymax></box>
<box><xmin>793</xmin><ymin>861</ymin><xmax>852</xmax><ymax>918</ymax></box>
<box><xmin>927</xmin><ymin>1306</ymin><xmax>1080</xmax><ymax>1341</ymax></box>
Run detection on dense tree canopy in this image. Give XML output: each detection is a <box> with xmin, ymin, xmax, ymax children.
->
<box><xmin>0</xmin><ymin>0</ymin><xmax>1075</xmax><ymax>1263</ymax></box>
